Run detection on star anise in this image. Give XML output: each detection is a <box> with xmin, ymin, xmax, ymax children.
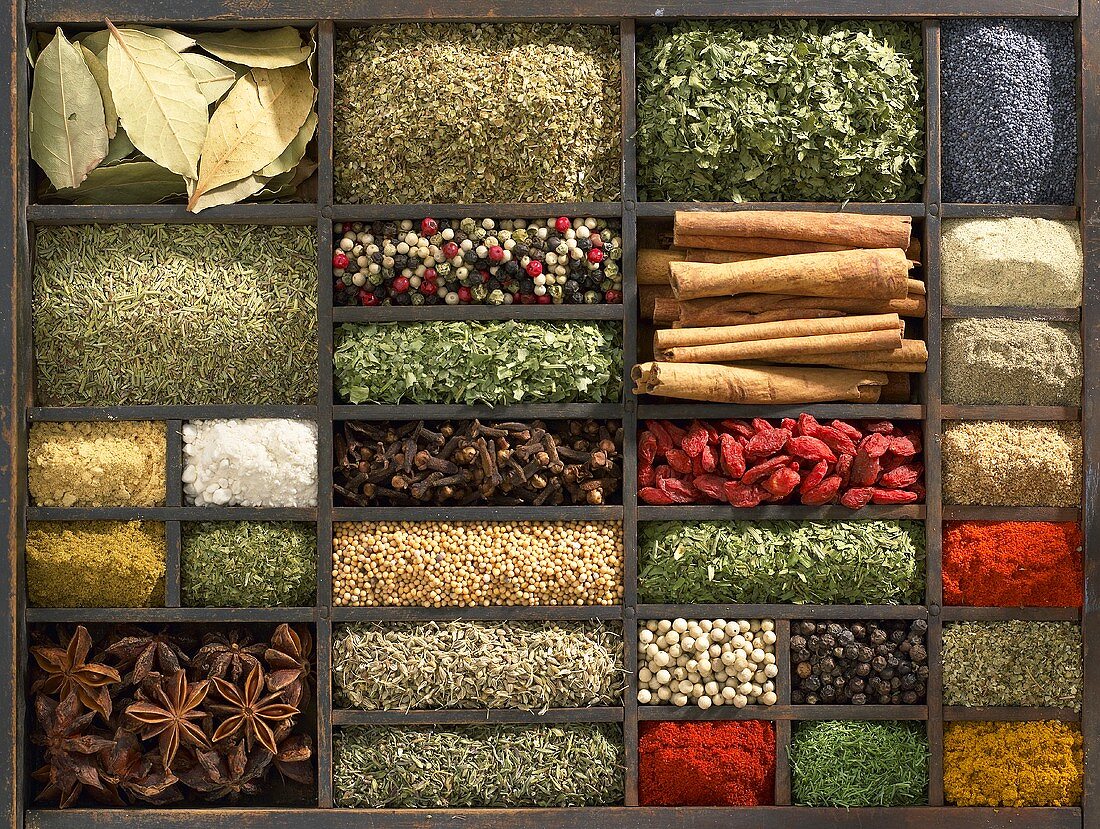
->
<box><xmin>104</xmin><ymin>627</ymin><xmax>191</xmax><ymax>685</ymax></box>
<box><xmin>179</xmin><ymin>740</ymin><xmax>272</xmax><ymax>801</ymax></box>
<box><xmin>124</xmin><ymin>669</ymin><xmax>210</xmax><ymax>768</ymax></box>
<box><xmin>265</xmin><ymin>624</ymin><xmax>313</xmax><ymax>707</ymax></box>
<box><xmin>97</xmin><ymin>729</ymin><xmax>182</xmax><ymax>806</ymax></box>
<box><xmin>194</xmin><ymin>630</ymin><xmax>266</xmax><ymax>683</ymax></box>
<box><xmin>31</xmin><ymin>693</ymin><xmax>114</xmax><ymax>808</ymax></box>
<box><xmin>210</xmin><ymin>665</ymin><xmax>298</xmax><ymax>755</ymax></box>
<box><xmin>272</xmin><ymin>730</ymin><xmax>314</xmax><ymax>785</ymax></box>
<box><xmin>31</xmin><ymin>626</ymin><xmax>121</xmax><ymax>721</ymax></box>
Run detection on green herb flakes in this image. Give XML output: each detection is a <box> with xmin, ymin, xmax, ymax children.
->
<box><xmin>639</xmin><ymin>520</ymin><xmax>925</xmax><ymax>605</ymax></box>
<box><xmin>636</xmin><ymin>20</ymin><xmax>925</xmax><ymax>202</ymax></box>
<box><xmin>182</xmin><ymin>521</ymin><xmax>317</xmax><ymax>608</ymax></box>
<box><xmin>334</xmin><ymin>321</ymin><xmax>622</xmax><ymax>405</ymax></box>
<box><xmin>33</xmin><ymin>224</ymin><xmax>317</xmax><ymax>406</ymax></box>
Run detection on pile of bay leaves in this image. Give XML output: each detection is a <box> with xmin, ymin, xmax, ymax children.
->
<box><xmin>29</xmin><ymin>23</ymin><xmax>317</xmax><ymax>211</ymax></box>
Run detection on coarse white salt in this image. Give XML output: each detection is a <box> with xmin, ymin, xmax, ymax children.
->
<box><xmin>182</xmin><ymin>419</ymin><xmax>318</xmax><ymax>508</ymax></box>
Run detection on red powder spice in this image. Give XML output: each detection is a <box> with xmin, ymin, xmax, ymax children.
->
<box><xmin>639</xmin><ymin>720</ymin><xmax>775</xmax><ymax>806</ymax></box>
<box><xmin>943</xmin><ymin>521</ymin><xmax>1083</xmax><ymax>607</ymax></box>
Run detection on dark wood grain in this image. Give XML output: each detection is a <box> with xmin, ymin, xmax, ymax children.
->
<box><xmin>638</xmin><ymin>504</ymin><xmax>926</xmax><ymax>520</ymax></box>
<box><xmin>330</xmin><ymin>605</ymin><xmax>623</xmax><ymax>621</ymax></box>
<box><xmin>942</xmin><ymin>506</ymin><xmax>1081</xmax><ymax>522</ymax></box>
<box><xmin>27</xmin><ymin>203</ymin><xmax>315</xmax><ymax>224</ymax></box>
<box><xmin>26</xmin><ymin>607</ymin><xmax>317</xmax><ymax>623</ymax></box>
<box><xmin>639</xmin><ymin>404</ymin><xmax>923</xmax><ymax>420</ymax></box>
<box><xmin>637</xmin><ymin>704</ymin><xmax>927</xmax><ymax>721</ymax></box>
<box><xmin>332</xmin><ymin>203</ymin><xmax>622</xmax><ymax>220</ymax></box>
<box><xmin>943</xmin><ymin>706</ymin><xmax>1080</xmax><ymax>722</ymax></box>
<box><xmin>637</xmin><ymin>202</ymin><xmax>926</xmax><ymax>217</ymax></box>
<box><xmin>941</xmin><ymin>305</ymin><xmax>1080</xmax><ymax>321</ymax></box>
<box><xmin>28</xmin><ymin>405</ymin><xmax>318</xmax><ymax>421</ymax></box>
<box><xmin>941</xmin><ymin>405</ymin><xmax>1080</xmax><ymax>421</ymax></box>
<box><xmin>333</xmin><ymin>305</ymin><xmax>623</xmax><ymax>322</ymax></box>
<box><xmin>940</xmin><ymin>606</ymin><xmax>1081</xmax><ymax>621</ymax></box>
<box><xmin>332</xmin><ymin>505</ymin><xmax>623</xmax><ymax>521</ymax></box>
<box><xmin>331</xmin><ymin>403</ymin><xmax>623</xmax><ymax>420</ymax></box>
<box><xmin>638</xmin><ymin>604</ymin><xmax>928</xmax><ymax>620</ymax></box>
<box><xmin>941</xmin><ymin>203</ymin><xmax>1078</xmax><ymax>219</ymax></box>
<box><xmin>28</xmin><ymin>506</ymin><xmax>318</xmax><ymax>521</ymax></box>
<box><xmin>332</xmin><ymin>708</ymin><xmax>625</xmax><ymax>725</ymax></box>
<box><xmin>164</xmin><ymin>420</ymin><xmax>183</xmax><ymax>606</ymax></box>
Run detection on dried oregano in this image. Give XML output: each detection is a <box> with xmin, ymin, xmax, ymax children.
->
<box><xmin>334</xmin><ymin>24</ymin><xmax>621</xmax><ymax>204</ymax></box>
<box><xmin>333</xmin><ymin>621</ymin><xmax>624</xmax><ymax>712</ymax></box>
<box><xmin>34</xmin><ymin>225</ymin><xmax>317</xmax><ymax>406</ymax></box>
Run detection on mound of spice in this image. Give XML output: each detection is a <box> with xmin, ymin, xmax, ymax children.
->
<box><xmin>943</xmin><ymin>521</ymin><xmax>1083</xmax><ymax>607</ymax></box>
<box><xmin>334</xmin><ymin>420</ymin><xmax>623</xmax><ymax>507</ymax></box>
<box><xmin>333</xmin><ymin>621</ymin><xmax>623</xmax><ymax>711</ymax></box>
<box><xmin>335</xmin><ymin>321</ymin><xmax>622</xmax><ymax>405</ymax></box>
<box><xmin>26</xmin><ymin>521</ymin><xmax>165</xmax><ymax>608</ymax></box>
<box><xmin>639</xmin><ymin>721</ymin><xmax>775</xmax><ymax>806</ymax></box>
<box><xmin>791</xmin><ymin>620</ymin><xmax>928</xmax><ymax>705</ymax></box>
<box><xmin>942</xmin><ymin>621</ymin><xmax>1081</xmax><ymax>710</ymax></box>
<box><xmin>33</xmin><ymin>225</ymin><xmax>317</xmax><ymax>406</ymax></box>
<box><xmin>791</xmin><ymin>721</ymin><xmax>928</xmax><ymax>807</ymax></box>
<box><xmin>941</xmin><ymin>219</ymin><xmax>1082</xmax><ymax>307</ymax></box>
<box><xmin>334</xmin><ymin>24</ymin><xmax>621</xmax><ymax>204</ymax></box>
<box><xmin>333</xmin><ymin>724</ymin><xmax>624</xmax><ymax>807</ymax></box>
<box><xmin>944</xmin><ymin>721</ymin><xmax>1083</xmax><ymax>806</ymax></box>
<box><xmin>943</xmin><ymin>319</ymin><xmax>1081</xmax><ymax>406</ymax></box>
<box><xmin>640</xmin><ymin>520</ymin><xmax>925</xmax><ymax>605</ymax></box>
<box><xmin>28</xmin><ymin>421</ymin><xmax>165</xmax><ymax>508</ymax></box>
<box><xmin>636</xmin><ymin>21</ymin><xmax>924</xmax><ymax>202</ymax></box>
<box><xmin>29</xmin><ymin>623</ymin><xmax>314</xmax><ymax>807</ymax></box>
<box><xmin>638</xmin><ymin>618</ymin><xmax>777</xmax><ymax>709</ymax></box>
<box><xmin>332</xmin><ymin>520</ymin><xmax>623</xmax><ymax>607</ymax></box>
<box><xmin>182</xmin><ymin>522</ymin><xmax>316</xmax><ymax>607</ymax></box>
<box><xmin>942</xmin><ymin>20</ymin><xmax>1077</xmax><ymax>204</ymax></box>
<box><xmin>942</xmin><ymin>421</ymin><xmax>1081</xmax><ymax>506</ymax></box>
<box><xmin>183</xmin><ymin>419</ymin><xmax>318</xmax><ymax>508</ymax></box>
<box><xmin>334</xmin><ymin>217</ymin><xmax>623</xmax><ymax>307</ymax></box>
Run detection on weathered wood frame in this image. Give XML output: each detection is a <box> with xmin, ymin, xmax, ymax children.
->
<box><xmin>1</xmin><ymin>1</ymin><xmax>1095</xmax><ymax>828</ymax></box>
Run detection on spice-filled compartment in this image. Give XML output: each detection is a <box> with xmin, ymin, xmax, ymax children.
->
<box><xmin>635</xmin><ymin>213</ymin><xmax>926</xmax><ymax>406</ymax></box>
<box><xmin>27</xmin><ymin>622</ymin><xmax>316</xmax><ymax>808</ymax></box>
<box><xmin>28</xmin><ymin>25</ymin><xmax>319</xmax><ymax>210</ymax></box>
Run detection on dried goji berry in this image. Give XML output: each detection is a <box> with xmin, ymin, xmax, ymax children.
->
<box><xmin>742</xmin><ymin>455</ymin><xmax>793</xmax><ymax>485</ymax></box>
<box><xmin>666</xmin><ymin>449</ymin><xmax>693</xmax><ymax>474</ymax></box>
<box><xmin>724</xmin><ymin>481</ymin><xmax>765</xmax><ymax>508</ymax></box>
<box><xmin>797</xmin><ymin>413</ymin><xmax>821</xmax><ymax>436</ymax></box>
<box><xmin>780</xmin><ymin>417</ymin><xmax>798</xmax><ymax>432</ymax></box>
<box><xmin>661</xmin><ymin>421</ymin><xmax>687</xmax><ymax>443</ymax></box>
<box><xmin>745</xmin><ymin>427</ymin><xmax>790</xmax><ymax>460</ymax></box>
<box><xmin>836</xmin><ymin>453</ymin><xmax>854</xmax><ymax>485</ymax></box>
<box><xmin>858</xmin><ymin>432</ymin><xmax>891</xmax><ymax>459</ymax></box>
<box><xmin>849</xmin><ymin>449</ymin><xmax>882</xmax><ymax>487</ymax></box>
<box><xmin>880</xmin><ymin>462</ymin><xmax>923</xmax><ymax>489</ymax></box>
<box><xmin>719</xmin><ymin>433</ymin><xmax>746</xmax><ymax>478</ymax></box>
<box><xmin>682</xmin><ymin>423</ymin><xmax>710</xmax><ymax>457</ymax></box>
<box><xmin>646</xmin><ymin>421</ymin><xmax>675</xmax><ymax>455</ymax></box>
<box><xmin>762</xmin><ymin>466</ymin><xmax>801</xmax><ymax>498</ymax></box>
<box><xmin>887</xmin><ymin>435</ymin><xmax>919</xmax><ymax>457</ymax></box>
<box><xmin>831</xmin><ymin>420</ymin><xmax>864</xmax><ymax>442</ymax></box>
<box><xmin>654</xmin><ymin>465</ymin><xmax>674</xmax><ymax>486</ymax></box>
<box><xmin>801</xmin><ymin>475</ymin><xmax>841</xmax><ymax>505</ymax></box>
<box><xmin>839</xmin><ymin>487</ymin><xmax>875</xmax><ymax>509</ymax></box>
<box><xmin>698</xmin><ymin>420</ymin><xmax>720</xmax><ymax>443</ymax></box>
<box><xmin>807</xmin><ymin>424</ymin><xmax>858</xmax><ymax>457</ymax></box>
<box><xmin>638</xmin><ymin>465</ymin><xmax>656</xmax><ymax>488</ymax></box>
<box><xmin>721</xmin><ymin>419</ymin><xmax>755</xmax><ymax>439</ymax></box>
<box><xmin>700</xmin><ymin>444</ymin><xmax>718</xmax><ymax>473</ymax></box>
<box><xmin>751</xmin><ymin>418</ymin><xmax>773</xmax><ymax>434</ymax></box>
<box><xmin>693</xmin><ymin>474</ymin><xmax>730</xmax><ymax>501</ymax></box>
<box><xmin>658</xmin><ymin>477</ymin><xmax>697</xmax><ymax>503</ymax></box>
<box><xmin>639</xmin><ymin>487</ymin><xmax>676</xmax><ymax>505</ymax></box>
<box><xmin>864</xmin><ymin>420</ymin><xmax>897</xmax><ymax>435</ymax></box>
<box><xmin>639</xmin><ymin>432</ymin><xmax>659</xmax><ymax>468</ymax></box>
<box><xmin>692</xmin><ymin>455</ymin><xmax>706</xmax><ymax>476</ymax></box>
<box><xmin>909</xmin><ymin>482</ymin><xmax>926</xmax><ymax>500</ymax></box>
<box><xmin>905</xmin><ymin>430</ymin><xmax>923</xmax><ymax>454</ymax></box>
<box><xmin>799</xmin><ymin>460</ymin><xmax>830</xmax><ymax>494</ymax></box>
<box><xmin>871</xmin><ymin>488</ymin><xmax>919</xmax><ymax>504</ymax></box>
<box><xmin>787</xmin><ymin>436</ymin><xmax>837</xmax><ymax>463</ymax></box>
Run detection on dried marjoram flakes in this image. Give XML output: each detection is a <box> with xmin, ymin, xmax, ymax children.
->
<box><xmin>33</xmin><ymin>225</ymin><xmax>317</xmax><ymax>405</ymax></box>
<box><xmin>28</xmin><ymin>421</ymin><xmax>165</xmax><ymax>507</ymax></box>
<box><xmin>26</xmin><ymin>521</ymin><xmax>165</xmax><ymax>607</ymax></box>
<box><xmin>334</xmin><ymin>24</ymin><xmax>621</xmax><ymax>204</ymax></box>
<box><xmin>942</xmin><ymin>421</ymin><xmax>1081</xmax><ymax>507</ymax></box>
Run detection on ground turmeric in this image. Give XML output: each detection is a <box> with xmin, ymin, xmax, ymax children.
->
<box><xmin>944</xmin><ymin>721</ymin><xmax>1082</xmax><ymax>806</ymax></box>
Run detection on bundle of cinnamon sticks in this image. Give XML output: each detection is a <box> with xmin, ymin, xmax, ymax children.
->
<box><xmin>634</xmin><ymin>210</ymin><xmax>928</xmax><ymax>405</ymax></box>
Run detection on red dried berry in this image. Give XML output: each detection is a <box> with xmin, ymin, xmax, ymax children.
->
<box><xmin>457</xmin><ymin>286</ymin><xmax>473</xmax><ymax>303</ymax></box>
<box><xmin>801</xmin><ymin>475</ymin><xmax>842</xmax><ymax>506</ymax></box>
<box><xmin>836</xmin><ymin>453</ymin><xmax>854</xmax><ymax>485</ymax></box>
<box><xmin>700</xmin><ymin>444</ymin><xmax>718</xmax><ymax>473</ymax></box>
<box><xmin>639</xmin><ymin>433</ymin><xmax>658</xmax><ymax>467</ymax></box>
<box><xmin>587</xmin><ymin>248</ymin><xmax>604</xmax><ymax>263</ymax></box>
<box><xmin>879</xmin><ymin>463</ymin><xmax>924</xmax><ymax>489</ymax></box>
<box><xmin>859</xmin><ymin>432</ymin><xmax>892</xmax><ymax>458</ymax></box>
<box><xmin>421</xmin><ymin>218</ymin><xmax>439</xmax><ymax>236</ymax></box>
<box><xmin>718</xmin><ymin>433</ymin><xmax>746</xmax><ymax>478</ymax></box>
<box><xmin>682</xmin><ymin>424</ymin><xmax>711</xmax><ymax>458</ymax></box>
<box><xmin>724</xmin><ymin>481</ymin><xmax>765</xmax><ymax>508</ymax></box>
<box><xmin>488</xmin><ymin>245</ymin><xmax>505</xmax><ymax>262</ymax></box>
<box><xmin>342</xmin><ymin>222</ymin><xmax>355</xmax><ymax>233</ymax></box>
<box><xmin>780</xmin><ymin>418</ymin><xmax>798</xmax><ymax>432</ymax></box>
<box><xmin>870</xmin><ymin>488</ymin><xmax>919</xmax><ymax>504</ymax></box>
<box><xmin>646</xmin><ymin>422</ymin><xmax>675</xmax><ymax>455</ymax></box>
<box><xmin>666</xmin><ymin>449</ymin><xmax>693</xmax><ymax>474</ymax></box>
<box><xmin>605</xmin><ymin>289</ymin><xmax>622</xmax><ymax>303</ymax></box>
<box><xmin>721</xmin><ymin>420</ymin><xmax>756</xmax><ymax>440</ymax></box>
<box><xmin>839</xmin><ymin>487</ymin><xmax>875</xmax><ymax>509</ymax></box>
<box><xmin>639</xmin><ymin>465</ymin><xmax>656</xmax><ymax>488</ymax></box>
<box><xmin>887</xmin><ymin>436</ymin><xmax>919</xmax><ymax>457</ymax></box>
<box><xmin>849</xmin><ymin>449</ymin><xmax>882</xmax><ymax>488</ymax></box>
<box><xmin>657</xmin><ymin>477</ymin><xmax>697</xmax><ymax>503</ymax></box>
<box><xmin>536</xmin><ymin>294</ymin><xmax>552</xmax><ymax>304</ymax></box>
<box><xmin>555</xmin><ymin>216</ymin><xmax>572</xmax><ymax>233</ymax></box>
<box><xmin>392</xmin><ymin>276</ymin><xmax>410</xmax><ymax>293</ymax></box>
<box><xmin>797</xmin><ymin>413</ymin><xmax>821</xmax><ymax>436</ymax></box>
<box><xmin>762</xmin><ymin>467</ymin><xmax>801</xmax><ymax>498</ymax></box>
<box><xmin>442</xmin><ymin>242</ymin><xmax>460</xmax><ymax>259</ymax></box>
<box><xmin>526</xmin><ymin>260</ymin><xmax>543</xmax><ymax>277</ymax></box>
<box><xmin>640</xmin><ymin>487</ymin><xmax>677</xmax><ymax>505</ymax></box>
<box><xmin>831</xmin><ymin>420</ymin><xmax>864</xmax><ymax>442</ymax></box>
<box><xmin>359</xmin><ymin>291</ymin><xmax>379</xmax><ymax>307</ymax></box>
<box><xmin>787</xmin><ymin>436</ymin><xmax>837</xmax><ymax>463</ymax></box>
<box><xmin>335</xmin><ymin>280</ymin><xmax>346</xmax><ymax>292</ymax></box>
<box><xmin>864</xmin><ymin>420</ymin><xmax>898</xmax><ymax>435</ymax></box>
<box><xmin>423</xmin><ymin>268</ymin><xmax>438</xmax><ymax>282</ymax></box>
<box><xmin>333</xmin><ymin>251</ymin><xmax>349</xmax><ymax>269</ymax></box>
<box><xmin>745</xmin><ymin>428</ymin><xmax>790</xmax><ymax>460</ymax></box>
<box><xmin>693</xmin><ymin>474</ymin><xmax>729</xmax><ymax>501</ymax></box>
<box><xmin>742</xmin><ymin>455</ymin><xmax>793</xmax><ymax>485</ymax></box>
<box><xmin>419</xmin><ymin>280</ymin><xmax>435</xmax><ymax>296</ymax></box>
<box><xmin>799</xmin><ymin>460</ymin><xmax>830</xmax><ymax>494</ymax></box>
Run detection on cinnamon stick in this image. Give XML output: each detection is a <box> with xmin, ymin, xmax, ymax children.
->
<box><xmin>675</xmin><ymin>293</ymin><xmax>925</xmax><ymax>328</ymax></box>
<box><xmin>882</xmin><ymin>372</ymin><xmax>912</xmax><ymax>403</ymax></box>
<box><xmin>670</xmin><ymin>248</ymin><xmax>911</xmax><ymax>301</ymax></box>
<box><xmin>659</xmin><ymin>328</ymin><xmax>903</xmax><ymax>364</ymax></box>
<box><xmin>675</xmin><ymin>232</ymin><xmax>851</xmax><ymax>255</ymax></box>
<box><xmin>651</xmin><ymin>297</ymin><xmax>681</xmax><ymax>325</ymax></box>
<box><xmin>639</xmin><ymin>284</ymin><xmax>674</xmax><ymax>318</ymax></box>
<box><xmin>674</xmin><ymin>210</ymin><xmax>912</xmax><ymax>250</ymax></box>
<box><xmin>638</xmin><ymin>247</ymin><xmax>766</xmax><ymax>285</ymax></box>
<box><xmin>907</xmin><ymin>278</ymin><xmax>926</xmax><ymax>296</ymax></box>
<box><xmin>655</xmin><ymin>313</ymin><xmax>902</xmax><ymax>351</ymax></box>
<box><xmin>767</xmin><ymin>339</ymin><xmax>929</xmax><ymax>372</ymax></box>
<box><xmin>671</xmin><ymin>308</ymin><xmax>847</xmax><ymax>328</ymax></box>
<box><xmin>633</xmin><ymin>361</ymin><xmax>888</xmax><ymax>404</ymax></box>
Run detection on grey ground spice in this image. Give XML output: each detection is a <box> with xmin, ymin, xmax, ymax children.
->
<box><xmin>942</xmin><ymin>421</ymin><xmax>1081</xmax><ymax>507</ymax></box>
<box><xmin>942</xmin><ymin>318</ymin><xmax>1081</xmax><ymax>406</ymax></box>
<box><xmin>33</xmin><ymin>225</ymin><xmax>318</xmax><ymax>406</ymax></box>
<box><xmin>334</xmin><ymin>24</ymin><xmax>621</xmax><ymax>204</ymax></box>
<box><xmin>941</xmin><ymin>219</ymin><xmax>1082</xmax><ymax>307</ymax></box>
<box><xmin>28</xmin><ymin>421</ymin><xmax>165</xmax><ymax>507</ymax></box>
<box><xmin>942</xmin><ymin>621</ymin><xmax>1082</xmax><ymax>710</ymax></box>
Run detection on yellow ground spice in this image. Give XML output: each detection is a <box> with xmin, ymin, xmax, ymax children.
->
<box><xmin>944</xmin><ymin>721</ymin><xmax>1083</xmax><ymax>806</ymax></box>
<box><xmin>28</xmin><ymin>422</ymin><xmax>166</xmax><ymax>507</ymax></box>
<box><xmin>26</xmin><ymin>521</ymin><xmax>166</xmax><ymax>608</ymax></box>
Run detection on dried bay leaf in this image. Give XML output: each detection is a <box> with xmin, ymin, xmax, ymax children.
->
<box><xmin>102</xmin><ymin>127</ymin><xmax>136</xmax><ymax>165</ymax></box>
<box><xmin>188</xmin><ymin>173</ymin><xmax>268</xmax><ymax>213</ymax></box>
<box><xmin>188</xmin><ymin>64</ymin><xmax>314</xmax><ymax>210</ymax></box>
<box><xmin>51</xmin><ymin>160</ymin><xmax>186</xmax><ymax>204</ymax></box>
<box><xmin>106</xmin><ymin>22</ymin><xmax>208</xmax><ymax>180</ymax></box>
<box><xmin>127</xmin><ymin>26</ymin><xmax>196</xmax><ymax>53</ymax></box>
<box><xmin>182</xmin><ymin>53</ymin><xmax>238</xmax><ymax>105</ymax></box>
<box><xmin>78</xmin><ymin>45</ymin><xmax>117</xmax><ymax>138</ymax></box>
<box><xmin>30</xmin><ymin>28</ymin><xmax>109</xmax><ymax>190</ymax></box>
<box><xmin>76</xmin><ymin>30</ymin><xmax>110</xmax><ymax>55</ymax></box>
<box><xmin>260</xmin><ymin>110</ymin><xmax>316</xmax><ymax>177</ymax></box>
<box><xmin>194</xmin><ymin>27</ymin><xmax>311</xmax><ymax>68</ymax></box>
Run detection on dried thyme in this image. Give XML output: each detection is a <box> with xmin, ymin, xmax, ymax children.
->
<box><xmin>333</xmin><ymin>724</ymin><xmax>624</xmax><ymax>807</ymax></box>
<box><xmin>33</xmin><ymin>225</ymin><xmax>317</xmax><ymax>406</ymax></box>
<box><xmin>332</xmin><ymin>621</ymin><xmax>624</xmax><ymax>712</ymax></box>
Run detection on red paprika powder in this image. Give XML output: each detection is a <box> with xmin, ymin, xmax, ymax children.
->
<box><xmin>942</xmin><ymin>521</ymin><xmax>1083</xmax><ymax>607</ymax></box>
<box><xmin>638</xmin><ymin>720</ymin><xmax>775</xmax><ymax>806</ymax></box>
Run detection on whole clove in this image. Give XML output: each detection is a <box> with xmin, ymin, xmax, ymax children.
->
<box><xmin>334</xmin><ymin>420</ymin><xmax>624</xmax><ymax>507</ymax></box>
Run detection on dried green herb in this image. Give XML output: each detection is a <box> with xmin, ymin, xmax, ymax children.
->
<box><xmin>942</xmin><ymin>621</ymin><xmax>1082</xmax><ymax>710</ymax></box>
<box><xmin>636</xmin><ymin>20</ymin><xmax>924</xmax><ymax>202</ymax></box>
<box><xmin>334</xmin><ymin>321</ymin><xmax>622</xmax><ymax>405</ymax></box>
<box><xmin>334</xmin><ymin>24</ymin><xmax>621</xmax><ymax>204</ymax></box>
<box><xmin>182</xmin><ymin>522</ymin><xmax>316</xmax><ymax>608</ymax></box>
<box><xmin>333</xmin><ymin>724</ymin><xmax>624</xmax><ymax>807</ymax></box>
<box><xmin>34</xmin><ymin>224</ymin><xmax>317</xmax><ymax>406</ymax></box>
<box><xmin>639</xmin><ymin>520</ymin><xmax>925</xmax><ymax>605</ymax></box>
<box><xmin>332</xmin><ymin>622</ymin><xmax>624</xmax><ymax>712</ymax></box>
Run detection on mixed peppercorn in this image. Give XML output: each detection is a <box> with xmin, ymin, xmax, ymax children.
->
<box><xmin>333</xmin><ymin>217</ymin><xmax>623</xmax><ymax>306</ymax></box>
